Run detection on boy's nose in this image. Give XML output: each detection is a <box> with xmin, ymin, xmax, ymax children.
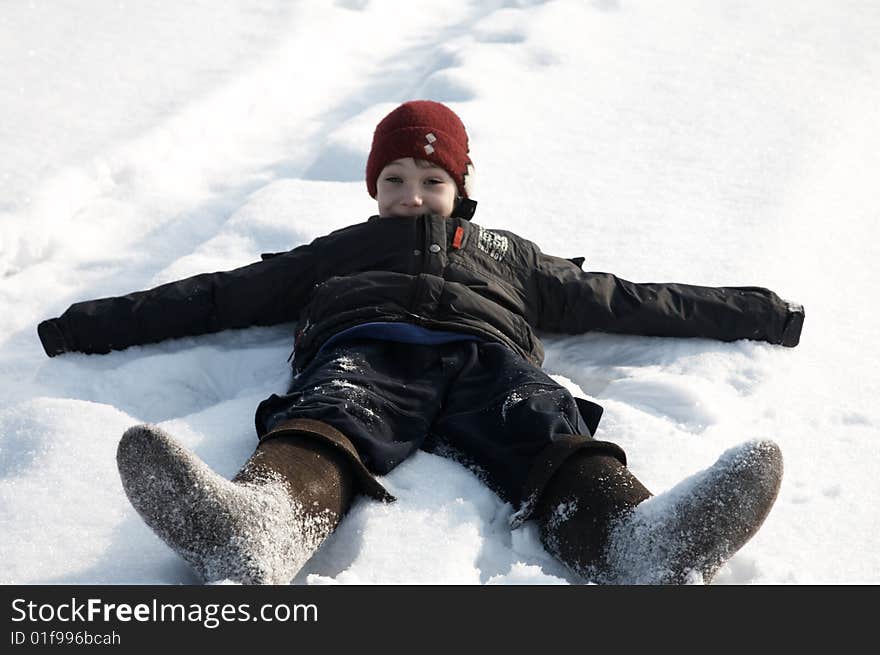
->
<box><xmin>402</xmin><ymin>186</ymin><xmax>423</xmax><ymax>206</ymax></box>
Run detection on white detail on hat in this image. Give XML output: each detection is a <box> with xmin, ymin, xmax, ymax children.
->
<box><xmin>424</xmin><ymin>132</ymin><xmax>437</xmax><ymax>155</ymax></box>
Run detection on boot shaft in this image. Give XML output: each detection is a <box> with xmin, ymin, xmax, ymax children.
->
<box><xmin>533</xmin><ymin>452</ymin><xmax>652</xmax><ymax>579</ymax></box>
<box><xmin>233</xmin><ymin>434</ymin><xmax>355</xmax><ymax>521</ymax></box>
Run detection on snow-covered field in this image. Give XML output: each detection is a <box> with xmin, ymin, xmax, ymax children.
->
<box><xmin>1</xmin><ymin>0</ymin><xmax>878</xmax><ymax>584</ymax></box>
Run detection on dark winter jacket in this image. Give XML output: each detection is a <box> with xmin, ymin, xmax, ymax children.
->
<box><xmin>37</xmin><ymin>214</ymin><xmax>804</xmax><ymax>369</ymax></box>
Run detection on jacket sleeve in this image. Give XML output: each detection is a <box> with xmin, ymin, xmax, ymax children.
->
<box><xmin>532</xmin><ymin>252</ymin><xmax>804</xmax><ymax>347</ymax></box>
<box><xmin>37</xmin><ymin>241</ymin><xmax>321</xmax><ymax>357</ymax></box>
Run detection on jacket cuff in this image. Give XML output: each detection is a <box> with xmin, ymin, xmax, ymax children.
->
<box><xmin>37</xmin><ymin>319</ymin><xmax>69</xmax><ymax>357</ymax></box>
<box><xmin>781</xmin><ymin>302</ymin><xmax>805</xmax><ymax>347</ymax></box>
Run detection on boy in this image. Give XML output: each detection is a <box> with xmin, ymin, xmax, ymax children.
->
<box><xmin>37</xmin><ymin>100</ymin><xmax>804</xmax><ymax>584</ymax></box>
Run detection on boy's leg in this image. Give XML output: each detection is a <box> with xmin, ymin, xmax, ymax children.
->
<box><xmin>430</xmin><ymin>341</ymin><xmax>625</xmax><ymax>519</ymax></box>
<box><xmin>118</xmin><ymin>339</ymin><xmax>455</xmax><ymax>584</ymax></box>
<box><xmin>433</xmin><ymin>342</ymin><xmax>783</xmax><ymax>584</ymax></box>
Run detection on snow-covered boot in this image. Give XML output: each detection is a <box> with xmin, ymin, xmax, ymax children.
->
<box><xmin>116</xmin><ymin>424</ymin><xmax>354</xmax><ymax>584</ymax></box>
<box><xmin>535</xmin><ymin>440</ymin><xmax>783</xmax><ymax>584</ymax></box>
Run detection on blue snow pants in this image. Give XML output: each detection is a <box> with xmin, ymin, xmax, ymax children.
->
<box><xmin>254</xmin><ymin>339</ymin><xmax>625</xmax><ymax>525</ymax></box>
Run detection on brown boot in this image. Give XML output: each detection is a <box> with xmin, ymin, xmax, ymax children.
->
<box><xmin>535</xmin><ymin>440</ymin><xmax>783</xmax><ymax>584</ymax></box>
<box><xmin>117</xmin><ymin>423</ymin><xmax>357</xmax><ymax>584</ymax></box>
<box><xmin>534</xmin><ymin>451</ymin><xmax>652</xmax><ymax>581</ymax></box>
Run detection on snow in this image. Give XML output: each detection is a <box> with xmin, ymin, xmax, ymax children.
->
<box><xmin>1</xmin><ymin>0</ymin><xmax>878</xmax><ymax>584</ymax></box>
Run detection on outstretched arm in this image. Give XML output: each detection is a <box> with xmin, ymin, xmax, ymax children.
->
<box><xmin>533</xmin><ymin>253</ymin><xmax>804</xmax><ymax>347</ymax></box>
<box><xmin>37</xmin><ymin>243</ymin><xmax>320</xmax><ymax>357</ymax></box>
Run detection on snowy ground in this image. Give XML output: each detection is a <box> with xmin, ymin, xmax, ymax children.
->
<box><xmin>1</xmin><ymin>0</ymin><xmax>878</xmax><ymax>584</ymax></box>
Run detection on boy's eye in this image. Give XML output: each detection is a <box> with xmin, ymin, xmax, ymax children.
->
<box><xmin>384</xmin><ymin>176</ymin><xmax>403</xmax><ymax>183</ymax></box>
<box><xmin>424</xmin><ymin>178</ymin><xmax>444</xmax><ymax>186</ymax></box>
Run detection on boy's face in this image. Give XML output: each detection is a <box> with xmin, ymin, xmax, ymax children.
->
<box><xmin>376</xmin><ymin>158</ymin><xmax>457</xmax><ymax>218</ymax></box>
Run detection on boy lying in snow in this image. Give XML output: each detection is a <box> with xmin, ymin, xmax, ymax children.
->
<box><xmin>38</xmin><ymin>100</ymin><xmax>804</xmax><ymax>584</ymax></box>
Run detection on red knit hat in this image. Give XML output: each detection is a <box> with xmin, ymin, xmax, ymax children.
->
<box><xmin>366</xmin><ymin>100</ymin><xmax>474</xmax><ymax>199</ymax></box>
